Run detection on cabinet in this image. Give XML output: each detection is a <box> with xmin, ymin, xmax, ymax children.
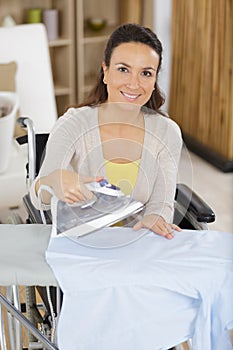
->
<box><xmin>0</xmin><ymin>0</ymin><xmax>76</xmax><ymax>116</ymax></box>
<box><xmin>76</xmin><ymin>0</ymin><xmax>153</xmax><ymax>103</ymax></box>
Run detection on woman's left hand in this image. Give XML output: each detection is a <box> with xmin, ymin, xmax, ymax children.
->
<box><xmin>133</xmin><ymin>214</ymin><xmax>181</xmax><ymax>240</ymax></box>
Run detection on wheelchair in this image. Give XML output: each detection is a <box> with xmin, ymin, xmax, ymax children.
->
<box><xmin>0</xmin><ymin>116</ymin><xmax>215</xmax><ymax>350</ymax></box>
<box><xmin>16</xmin><ymin>116</ymin><xmax>215</xmax><ymax>228</ymax></box>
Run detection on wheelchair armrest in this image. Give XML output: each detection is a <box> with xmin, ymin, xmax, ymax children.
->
<box><xmin>175</xmin><ymin>183</ymin><xmax>215</xmax><ymax>223</ymax></box>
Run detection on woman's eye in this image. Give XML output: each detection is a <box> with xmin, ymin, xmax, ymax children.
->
<box><xmin>118</xmin><ymin>67</ymin><xmax>128</xmax><ymax>73</ymax></box>
<box><xmin>142</xmin><ymin>70</ymin><xmax>152</xmax><ymax>77</ymax></box>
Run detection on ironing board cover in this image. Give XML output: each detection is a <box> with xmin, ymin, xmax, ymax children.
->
<box><xmin>0</xmin><ymin>224</ymin><xmax>56</xmax><ymax>286</ymax></box>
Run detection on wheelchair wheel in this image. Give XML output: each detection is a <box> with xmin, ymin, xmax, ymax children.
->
<box><xmin>6</xmin><ymin>212</ymin><xmax>24</xmax><ymax>225</ymax></box>
<box><xmin>25</xmin><ymin>286</ymin><xmax>58</xmax><ymax>349</ymax></box>
<box><xmin>25</xmin><ymin>286</ymin><xmax>42</xmax><ymax>346</ymax></box>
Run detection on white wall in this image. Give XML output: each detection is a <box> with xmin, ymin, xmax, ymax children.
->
<box><xmin>153</xmin><ymin>0</ymin><xmax>172</xmax><ymax>112</ymax></box>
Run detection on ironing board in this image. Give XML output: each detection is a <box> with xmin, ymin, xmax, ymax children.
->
<box><xmin>0</xmin><ymin>224</ymin><xmax>58</xmax><ymax>349</ymax></box>
<box><xmin>0</xmin><ymin>224</ymin><xmax>232</xmax><ymax>350</ymax></box>
<box><xmin>0</xmin><ymin>224</ymin><xmax>56</xmax><ymax>286</ymax></box>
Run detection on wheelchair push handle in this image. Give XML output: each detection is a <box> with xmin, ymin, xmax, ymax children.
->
<box><xmin>17</xmin><ymin>116</ymin><xmax>36</xmax><ymax>188</ymax></box>
<box><xmin>17</xmin><ymin>116</ymin><xmax>30</xmax><ymax>128</ymax></box>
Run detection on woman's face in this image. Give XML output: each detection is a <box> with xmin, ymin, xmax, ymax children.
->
<box><xmin>102</xmin><ymin>42</ymin><xmax>160</xmax><ymax>106</ymax></box>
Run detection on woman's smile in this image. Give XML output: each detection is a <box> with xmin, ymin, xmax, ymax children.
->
<box><xmin>120</xmin><ymin>91</ymin><xmax>142</xmax><ymax>101</ymax></box>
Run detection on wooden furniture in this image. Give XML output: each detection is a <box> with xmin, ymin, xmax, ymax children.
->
<box><xmin>0</xmin><ymin>0</ymin><xmax>154</xmax><ymax>112</ymax></box>
<box><xmin>0</xmin><ymin>0</ymin><xmax>75</xmax><ymax>117</ymax></box>
<box><xmin>169</xmin><ymin>0</ymin><xmax>233</xmax><ymax>172</ymax></box>
<box><xmin>75</xmin><ymin>0</ymin><xmax>153</xmax><ymax>103</ymax></box>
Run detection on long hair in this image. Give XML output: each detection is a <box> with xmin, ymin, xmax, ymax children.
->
<box><xmin>78</xmin><ymin>23</ymin><xmax>165</xmax><ymax>113</ymax></box>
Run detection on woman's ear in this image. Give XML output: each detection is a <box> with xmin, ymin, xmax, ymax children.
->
<box><xmin>102</xmin><ymin>61</ymin><xmax>107</xmax><ymax>71</ymax></box>
<box><xmin>102</xmin><ymin>62</ymin><xmax>108</xmax><ymax>84</ymax></box>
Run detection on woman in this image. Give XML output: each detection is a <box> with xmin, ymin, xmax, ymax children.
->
<box><xmin>30</xmin><ymin>23</ymin><xmax>182</xmax><ymax>239</ymax></box>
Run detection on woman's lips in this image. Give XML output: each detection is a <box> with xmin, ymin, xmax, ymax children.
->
<box><xmin>121</xmin><ymin>91</ymin><xmax>141</xmax><ymax>100</ymax></box>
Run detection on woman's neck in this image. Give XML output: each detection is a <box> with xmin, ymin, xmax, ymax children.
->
<box><xmin>98</xmin><ymin>103</ymin><xmax>145</xmax><ymax>163</ymax></box>
<box><xmin>98</xmin><ymin>102</ymin><xmax>143</xmax><ymax>126</ymax></box>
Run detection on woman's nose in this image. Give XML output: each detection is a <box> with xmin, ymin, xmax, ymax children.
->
<box><xmin>126</xmin><ymin>73</ymin><xmax>140</xmax><ymax>89</ymax></box>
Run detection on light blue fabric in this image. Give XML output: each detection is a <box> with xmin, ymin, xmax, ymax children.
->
<box><xmin>46</xmin><ymin>228</ymin><xmax>233</xmax><ymax>350</ymax></box>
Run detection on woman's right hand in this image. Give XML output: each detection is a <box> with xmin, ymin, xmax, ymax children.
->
<box><xmin>36</xmin><ymin>169</ymin><xmax>104</xmax><ymax>204</ymax></box>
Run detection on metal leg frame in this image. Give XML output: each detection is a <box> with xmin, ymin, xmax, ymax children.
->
<box><xmin>0</xmin><ymin>300</ymin><xmax>7</xmax><ymax>350</ymax></box>
<box><xmin>6</xmin><ymin>286</ymin><xmax>22</xmax><ymax>350</ymax></box>
<box><xmin>0</xmin><ymin>291</ymin><xmax>58</xmax><ymax>350</ymax></box>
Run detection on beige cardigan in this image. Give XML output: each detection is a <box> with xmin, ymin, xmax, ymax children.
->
<box><xmin>30</xmin><ymin>106</ymin><xmax>182</xmax><ymax>223</ymax></box>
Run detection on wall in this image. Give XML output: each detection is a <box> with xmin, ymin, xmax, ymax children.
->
<box><xmin>153</xmin><ymin>0</ymin><xmax>172</xmax><ymax>113</ymax></box>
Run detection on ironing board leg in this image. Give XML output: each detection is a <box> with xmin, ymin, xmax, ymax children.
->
<box><xmin>0</xmin><ymin>291</ymin><xmax>59</xmax><ymax>350</ymax></box>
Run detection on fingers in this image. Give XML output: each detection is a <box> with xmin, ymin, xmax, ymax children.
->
<box><xmin>133</xmin><ymin>215</ymin><xmax>182</xmax><ymax>240</ymax></box>
<box><xmin>59</xmin><ymin>172</ymin><xmax>101</xmax><ymax>204</ymax></box>
<box><xmin>64</xmin><ymin>175</ymin><xmax>104</xmax><ymax>203</ymax></box>
<box><xmin>171</xmin><ymin>223</ymin><xmax>182</xmax><ymax>232</ymax></box>
<box><xmin>81</xmin><ymin>175</ymin><xmax>104</xmax><ymax>184</ymax></box>
<box><xmin>45</xmin><ymin>169</ymin><xmax>104</xmax><ymax>204</ymax></box>
<box><xmin>63</xmin><ymin>187</ymin><xmax>87</xmax><ymax>203</ymax></box>
<box><xmin>64</xmin><ymin>183</ymin><xmax>97</xmax><ymax>203</ymax></box>
<box><xmin>154</xmin><ymin>220</ymin><xmax>174</xmax><ymax>239</ymax></box>
<box><xmin>157</xmin><ymin>226</ymin><xmax>174</xmax><ymax>240</ymax></box>
<box><xmin>133</xmin><ymin>221</ymin><xmax>143</xmax><ymax>231</ymax></box>
<box><xmin>134</xmin><ymin>220</ymin><xmax>174</xmax><ymax>239</ymax></box>
<box><xmin>76</xmin><ymin>175</ymin><xmax>104</xmax><ymax>201</ymax></box>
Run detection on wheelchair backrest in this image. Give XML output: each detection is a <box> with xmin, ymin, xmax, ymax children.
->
<box><xmin>17</xmin><ymin>133</ymin><xmax>49</xmax><ymax>178</ymax></box>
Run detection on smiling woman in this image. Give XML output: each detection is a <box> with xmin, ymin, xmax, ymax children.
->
<box><xmin>30</xmin><ymin>23</ymin><xmax>183</xmax><ymax>240</ymax></box>
<box><xmin>81</xmin><ymin>23</ymin><xmax>165</xmax><ymax>112</ymax></box>
<box><xmin>102</xmin><ymin>42</ymin><xmax>159</xmax><ymax>105</ymax></box>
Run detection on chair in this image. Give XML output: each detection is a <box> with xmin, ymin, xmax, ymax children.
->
<box><xmin>0</xmin><ymin>23</ymin><xmax>57</xmax><ymax>210</ymax></box>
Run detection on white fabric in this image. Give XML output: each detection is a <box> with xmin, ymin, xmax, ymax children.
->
<box><xmin>46</xmin><ymin>228</ymin><xmax>233</xmax><ymax>350</ymax></box>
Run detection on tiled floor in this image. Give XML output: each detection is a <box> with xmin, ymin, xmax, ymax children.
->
<box><xmin>0</xmin><ymin>148</ymin><xmax>232</xmax><ymax>233</ymax></box>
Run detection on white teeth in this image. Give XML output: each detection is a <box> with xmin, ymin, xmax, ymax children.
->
<box><xmin>122</xmin><ymin>92</ymin><xmax>138</xmax><ymax>99</ymax></box>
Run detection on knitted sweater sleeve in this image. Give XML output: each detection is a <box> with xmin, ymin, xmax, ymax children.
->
<box><xmin>29</xmin><ymin>108</ymin><xmax>81</xmax><ymax>209</ymax></box>
<box><xmin>142</xmin><ymin>116</ymin><xmax>183</xmax><ymax>223</ymax></box>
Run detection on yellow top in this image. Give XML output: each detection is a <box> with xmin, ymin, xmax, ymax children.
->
<box><xmin>105</xmin><ymin>159</ymin><xmax>140</xmax><ymax>195</ymax></box>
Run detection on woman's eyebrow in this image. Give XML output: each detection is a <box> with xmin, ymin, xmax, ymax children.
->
<box><xmin>143</xmin><ymin>66</ymin><xmax>156</xmax><ymax>71</ymax></box>
<box><xmin>115</xmin><ymin>62</ymin><xmax>131</xmax><ymax>67</ymax></box>
<box><xmin>115</xmin><ymin>62</ymin><xmax>156</xmax><ymax>70</ymax></box>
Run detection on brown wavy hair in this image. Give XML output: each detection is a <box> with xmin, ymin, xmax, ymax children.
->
<box><xmin>78</xmin><ymin>23</ymin><xmax>165</xmax><ymax>113</ymax></box>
